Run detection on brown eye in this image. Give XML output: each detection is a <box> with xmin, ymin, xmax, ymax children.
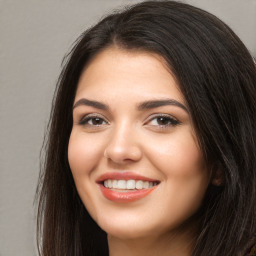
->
<box><xmin>90</xmin><ymin>117</ymin><xmax>106</xmax><ymax>126</ymax></box>
<box><xmin>79</xmin><ymin>115</ymin><xmax>108</xmax><ymax>126</ymax></box>
<box><xmin>146</xmin><ymin>114</ymin><xmax>180</xmax><ymax>129</ymax></box>
<box><xmin>156</xmin><ymin>117</ymin><xmax>174</xmax><ymax>125</ymax></box>
<box><xmin>149</xmin><ymin>115</ymin><xmax>179</xmax><ymax>126</ymax></box>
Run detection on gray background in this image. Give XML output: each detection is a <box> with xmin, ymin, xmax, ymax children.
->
<box><xmin>0</xmin><ymin>0</ymin><xmax>255</xmax><ymax>255</ymax></box>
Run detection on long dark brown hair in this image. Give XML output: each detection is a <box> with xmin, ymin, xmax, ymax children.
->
<box><xmin>36</xmin><ymin>1</ymin><xmax>256</xmax><ymax>255</ymax></box>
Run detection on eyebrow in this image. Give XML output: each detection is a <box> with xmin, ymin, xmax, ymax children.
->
<box><xmin>73</xmin><ymin>98</ymin><xmax>109</xmax><ymax>110</ymax></box>
<box><xmin>73</xmin><ymin>98</ymin><xmax>188</xmax><ymax>112</ymax></box>
<box><xmin>137</xmin><ymin>99</ymin><xmax>188</xmax><ymax>112</ymax></box>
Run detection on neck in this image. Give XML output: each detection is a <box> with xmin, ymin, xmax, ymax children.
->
<box><xmin>107</xmin><ymin>224</ymin><xmax>196</xmax><ymax>256</ymax></box>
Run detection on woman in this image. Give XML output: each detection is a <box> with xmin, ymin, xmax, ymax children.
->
<box><xmin>36</xmin><ymin>1</ymin><xmax>256</xmax><ymax>255</ymax></box>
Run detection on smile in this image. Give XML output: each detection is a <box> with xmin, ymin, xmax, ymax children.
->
<box><xmin>97</xmin><ymin>172</ymin><xmax>160</xmax><ymax>203</ymax></box>
<box><xmin>103</xmin><ymin>179</ymin><xmax>158</xmax><ymax>190</ymax></box>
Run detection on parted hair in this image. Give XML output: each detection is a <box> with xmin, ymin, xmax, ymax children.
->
<box><xmin>36</xmin><ymin>1</ymin><xmax>256</xmax><ymax>255</ymax></box>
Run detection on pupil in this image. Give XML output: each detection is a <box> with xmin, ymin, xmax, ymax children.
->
<box><xmin>158</xmin><ymin>117</ymin><xmax>169</xmax><ymax>125</ymax></box>
<box><xmin>93</xmin><ymin>118</ymin><xmax>102</xmax><ymax>125</ymax></box>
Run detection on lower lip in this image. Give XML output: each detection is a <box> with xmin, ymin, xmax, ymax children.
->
<box><xmin>99</xmin><ymin>184</ymin><xmax>157</xmax><ymax>203</ymax></box>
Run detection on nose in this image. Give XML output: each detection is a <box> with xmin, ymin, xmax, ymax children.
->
<box><xmin>104</xmin><ymin>123</ymin><xmax>142</xmax><ymax>164</ymax></box>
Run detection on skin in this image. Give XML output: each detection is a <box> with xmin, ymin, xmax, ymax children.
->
<box><xmin>68</xmin><ymin>47</ymin><xmax>211</xmax><ymax>256</ymax></box>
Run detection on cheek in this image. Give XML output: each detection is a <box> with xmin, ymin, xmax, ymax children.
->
<box><xmin>157</xmin><ymin>135</ymin><xmax>208</xmax><ymax>191</ymax></box>
<box><xmin>68</xmin><ymin>131</ymin><xmax>104</xmax><ymax>175</ymax></box>
<box><xmin>145</xmin><ymin>129</ymin><xmax>205</xmax><ymax>178</ymax></box>
<box><xmin>144</xmin><ymin>130</ymin><xmax>209</xmax><ymax>220</ymax></box>
<box><xmin>68</xmin><ymin>131</ymin><xmax>105</xmax><ymax>220</ymax></box>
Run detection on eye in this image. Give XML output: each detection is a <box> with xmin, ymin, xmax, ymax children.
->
<box><xmin>79</xmin><ymin>114</ymin><xmax>109</xmax><ymax>127</ymax></box>
<box><xmin>145</xmin><ymin>114</ymin><xmax>180</xmax><ymax>128</ymax></box>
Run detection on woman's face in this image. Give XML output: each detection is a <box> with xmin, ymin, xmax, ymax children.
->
<box><xmin>68</xmin><ymin>47</ymin><xmax>210</xmax><ymax>239</ymax></box>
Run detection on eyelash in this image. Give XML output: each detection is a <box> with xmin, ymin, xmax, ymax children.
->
<box><xmin>145</xmin><ymin>114</ymin><xmax>180</xmax><ymax>129</ymax></box>
<box><xmin>79</xmin><ymin>114</ymin><xmax>109</xmax><ymax>127</ymax></box>
<box><xmin>78</xmin><ymin>113</ymin><xmax>180</xmax><ymax>130</ymax></box>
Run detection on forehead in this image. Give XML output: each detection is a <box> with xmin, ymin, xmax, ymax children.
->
<box><xmin>75</xmin><ymin>47</ymin><xmax>185</xmax><ymax>104</ymax></box>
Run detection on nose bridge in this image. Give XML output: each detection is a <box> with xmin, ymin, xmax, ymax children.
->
<box><xmin>105</xmin><ymin>119</ymin><xmax>142</xmax><ymax>163</ymax></box>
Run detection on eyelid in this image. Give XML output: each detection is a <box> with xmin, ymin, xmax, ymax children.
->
<box><xmin>144</xmin><ymin>113</ymin><xmax>180</xmax><ymax>126</ymax></box>
<box><xmin>79</xmin><ymin>113</ymin><xmax>109</xmax><ymax>125</ymax></box>
<box><xmin>77</xmin><ymin>112</ymin><xmax>180</xmax><ymax>128</ymax></box>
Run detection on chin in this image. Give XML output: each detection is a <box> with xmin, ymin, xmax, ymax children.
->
<box><xmin>104</xmin><ymin>224</ymin><xmax>156</xmax><ymax>240</ymax></box>
<box><xmin>96</xmin><ymin>214</ymin><xmax>157</xmax><ymax>240</ymax></box>
<box><xmin>96</xmin><ymin>211</ymin><xmax>181</xmax><ymax>242</ymax></box>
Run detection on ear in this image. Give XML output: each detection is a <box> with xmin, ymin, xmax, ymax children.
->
<box><xmin>211</xmin><ymin>168</ymin><xmax>224</xmax><ymax>186</ymax></box>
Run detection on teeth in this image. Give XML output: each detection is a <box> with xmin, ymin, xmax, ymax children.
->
<box><xmin>112</xmin><ymin>180</ymin><xmax>118</xmax><ymax>189</ymax></box>
<box><xmin>117</xmin><ymin>180</ymin><xmax>126</xmax><ymax>189</ymax></box>
<box><xmin>135</xmin><ymin>180</ymin><xmax>143</xmax><ymax>189</ymax></box>
<box><xmin>107</xmin><ymin>179</ymin><xmax>112</xmax><ymax>188</ymax></box>
<box><xmin>127</xmin><ymin>180</ymin><xmax>135</xmax><ymax>189</ymax></box>
<box><xmin>103</xmin><ymin>179</ymin><xmax>158</xmax><ymax>190</ymax></box>
<box><xmin>143</xmin><ymin>181</ymin><xmax>149</xmax><ymax>189</ymax></box>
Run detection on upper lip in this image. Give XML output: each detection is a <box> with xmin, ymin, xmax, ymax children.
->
<box><xmin>96</xmin><ymin>172</ymin><xmax>160</xmax><ymax>183</ymax></box>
